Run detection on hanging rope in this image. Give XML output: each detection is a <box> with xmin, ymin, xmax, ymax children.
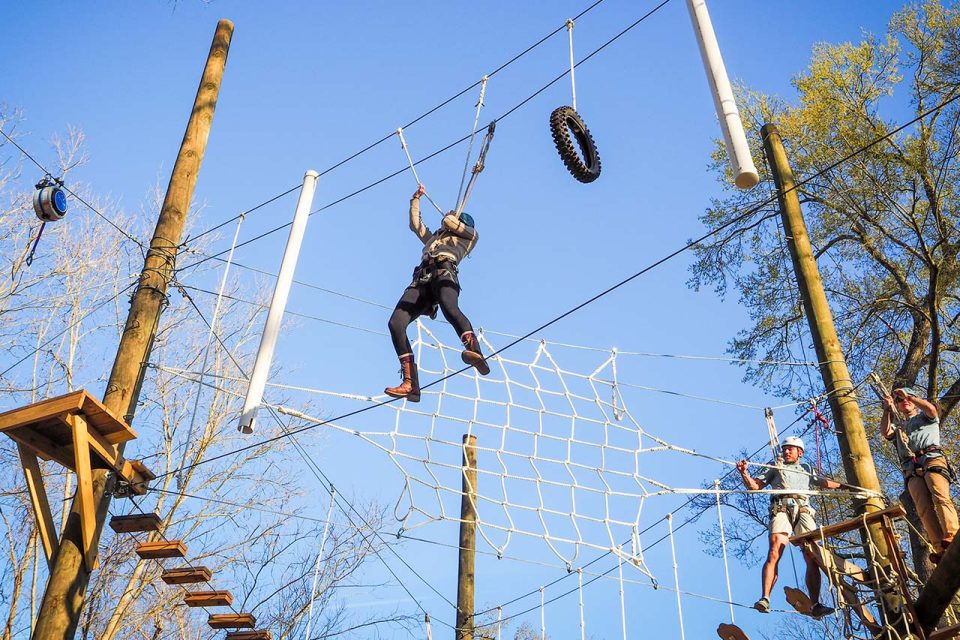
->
<box><xmin>305</xmin><ymin>485</ymin><xmax>338</xmax><ymax>640</ymax></box>
<box><xmin>811</xmin><ymin>401</ymin><xmax>830</xmax><ymax>474</ymax></box>
<box><xmin>540</xmin><ymin>586</ymin><xmax>546</xmax><ymax>640</ymax></box>
<box><xmin>25</xmin><ymin>222</ymin><xmax>47</xmax><ymax>267</ymax></box>
<box><xmin>454</xmin><ymin>120</ymin><xmax>496</xmax><ymax>216</ymax></box>
<box><xmin>425</xmin><ymin>613</ymin><xmax>433</xmax><ymax>640</ymax></box>
<box><xmin>714</xmin><ymin>480</ymin><xmax>735</xmax><ymax>624</ymax></box>
<box><xmin>495</xmin><ymin>606</ymin><xmax>502</xmax><ymax>640</ymax></box>
<box><xmin>666</xmin><ymin>514</ymin><xmax>686</xmax><ymax>640</ymax></box>
<box><xmin>577</xmin><ymin>568</ymin><xmax>586</xmax><ymax>640</ymax></box>
<box><xmin>456</xmin><ymin>76</ymin><xmax>489</xmax><ymax>208</ymax></box>
<box><xmin>396</xmin><ymin>127</ymin><xmax>445</xmax><ymax>215</ymax></box>
<box><xmin>617</xmin><ymin>554</ymin><xmax>628</xmax><ymax>640</ymax></box>
<box><xmin>566</xmin><ymin>18</ymin><xmax>577</xmax><ymax>111</ymax></box>
<box><xmin>176</xmin><ymin>212</ymin><xmax>246</xmax><ymax>488</ymax></box>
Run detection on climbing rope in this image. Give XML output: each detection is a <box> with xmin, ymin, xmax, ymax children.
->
<box><xmin>396</xmin><ymin>127</ymin><xmax>445</xmax><ymax>215</ymax></box>
<box><xmin>667</xmin><ymin>513</ymin><xmax>686</xmax><ymax>640</ymax></box>
<box><xmin>305</xmin><ymin>485</ymin><xmax>337</xmax><ymax>640</ymax></box>
<box><xmin>714</xmin><ymin>479</ymin><xmax>735</xmax><ymax>624</ymax></box>
<box><xmin>566</xmin><ymin>18</ymin><xmax>577</xmax><ymax>111</ymax></box>
<box><xmin>455</xmin><ymin>76</ymin><xmax>489</xmax><ymax>210</ymax></box>
<box><xmin>454</xmin><ymin>120</ymin><xmax>496</xmax><ymax>217</ymax></box>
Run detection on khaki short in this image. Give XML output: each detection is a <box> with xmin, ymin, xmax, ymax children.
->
<box><xmin>769</xmin><ymin>508</ymin><xmax>817</xmax><ymax>537</ymax></box>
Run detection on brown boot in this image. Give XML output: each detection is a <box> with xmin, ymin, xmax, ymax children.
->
<box><xmin>460</xmin><ymin>332</ymin><xmax>490</xmax><ymax>375</ymax></box>
<box><xmin>385</xmin><ymin>355</ymin><xmax>420</xmax><ymax>402</ymax></box>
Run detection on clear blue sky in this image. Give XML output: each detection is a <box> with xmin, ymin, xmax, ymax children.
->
<box><xmin>0</xmin><ymin>1</ymin><xmax>910</xmax><ymax>638</ymax></box>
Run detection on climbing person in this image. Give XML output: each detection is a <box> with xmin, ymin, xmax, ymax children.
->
<box><xmin>384</xmin><ymin>184</ymin><xmax>490</xmax><ymax>402</ymax></box>
<box><xmin>736</xmin><ymin>436</ymin><xmax>842</xmax><ymax>618</ymax></box>
<box><xmin>881</xmin><ymin>387</ymin><xmax>958</xmax><ymax>564</ymax></box>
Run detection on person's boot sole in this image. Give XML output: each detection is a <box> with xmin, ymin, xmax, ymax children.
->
<box><xmin>462</xmin><ymin>350</ymin><xmax>490</xmax><ymax>376</ymax></box>
<box><xmin>385</xmin><ymin>387</ymin><xmax>421</xmax><ymax>402</ymax></box>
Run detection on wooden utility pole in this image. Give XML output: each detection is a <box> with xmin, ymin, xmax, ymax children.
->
<box><xmin>32</xmin><ymin>20</ymin><xmax>234</xmax><ymax>640</ymax></box>
<box><xmin>760</xmin><ymin>124</ymin><xmax>891</xmax><ymax>562</ymax></box>
<box><xmin>456</xmin><ymin>434</ymin><xmax>478</xmax><ymax>640</ymax></box>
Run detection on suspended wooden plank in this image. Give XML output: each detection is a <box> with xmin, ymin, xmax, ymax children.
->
<box><xmin>184</xmin><ymin>590</ymin><xmax>233</xmax><ymax>607</ymax></box>
<box><xmin>136</xmin><ymin>540</ymin><xmax>187</xmax><ymax>559</ymax></box>
<box><xmin>161</xmin><ymin>566</ymin><xmax>212</xmax><ymax>585</ymax></box>
<box><xmin>930</xmin><ymin>623</ymin><xmax>960</xmax><ymax>640</ymax></box>
<box><xmin>716</xmin><ymin>623</ymin><xmax>749</xmax><ymax>640</ymax></box>
<box><xmin>784</xmin><ymin>586</ymin><xmax>813</xmax><ymax>615</ymax></box>
<box><xmin>225</xmin><ymin>632</ymin><xmax>272</xmax><ymax>640</ymax></box>
<box><xmin>208</xmin><ymin>613</ymin><xmax>256</xmax><ymax>629</ymax></box>
<box><xmin>790</xmin><ymin>504</ymin><xmax>906</xmax><ymax>545</ymax></box>
<box><xmin>109</xmin><ymin>513</ymin><xmax>162</xmax><ymax>533</ymax></box>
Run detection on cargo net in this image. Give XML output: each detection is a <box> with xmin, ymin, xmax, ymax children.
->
<box><xmin>272</xmin><ymin>321</ymin><xmax>730</xmax><ymax>576</ymax></box>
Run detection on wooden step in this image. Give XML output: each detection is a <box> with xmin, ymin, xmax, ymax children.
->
<box><xmin>109</xmin><ymin>513</ymin><xmax>162</xmax><ymax>533</ymax></box>
<box><xmin>208</xmin><ymin>613</ymin><xmax>256</xmax><ymax>629</ymax></box>
<box><xmin>930</xmin><ymin>624</ymin><xmax>960</xmax><ymax>640</ymax></box>
<box><xmin>184</xmin><ymin>590</ymin><xmax>233</xmax><ymax>607</ymax></box>
<box><xmin>135</xmin><ymin>540</ymin><xmax>186</xmax><ymax>559</ymax></box>
<box><xmin>225</xmin><ymin>632</ymin><xmax>272</xmax><ymax>640</ymax></box>
<box><xmin>161</xmin><ymin>566</ymin><xmax>212</xmax><ymax>585</ymax></box>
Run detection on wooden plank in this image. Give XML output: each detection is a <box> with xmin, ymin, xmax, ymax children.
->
<box><xmin>68</xmin><ymin>414</ymin><xmax>98</xmax><ymax>572</ymax></box>
<box><xmin>0</xmin><ymin>391</ymin><xmax>86</xmax><ymax>432</ymax></box>
<box><xmin>78</xmin><ymin>392</ymin><xmax>137</xmax><ymax>443</ymax></box>
<box><xmin>208</xmin><ymin>613</ymin><xmax>256</xmax><ymax>629</ymax></box>
<box><xmin>7</xmin><ymin>426</ymin><xmax>76</xmax><ymax>470</ymax></box>
<box><xmin>716</xmin><ymin>623</ymin><xmax>749</xmax><ymax>640</ymax></box>
<box><xmin>109</xmin><ymin>513</ymin><xmax>162</xmax><ymax>533</ymax></box>
<box><xmin>18</xmin><ymin>444</ymin><xmax>59</xmax><ymax>569</ymax></box>
<box><xmin>161</xmin><ymin>566</ymin><xmax>212</xmax><ymax>585</ymax></box>
<box><xmin>225</xmin><ymin>632</ymin><xmax>272</xmax><ymax>640</ymax></box>
<box><xmin>184</xmin><ymin>590</ymin><xmax>233</xmax><ymax>607</ymax></box>
<box><xmin>136</xmin><ymin>540</ymin><xmax>187</xmax><ymax>559</ymax></box>
<box><xmin>790</xmin><ymin>504</ymin><xmax>907</xmax><ymax>545</ymax></box>
<box><xmin>930</xmin><ymin>624</ymin><xmax>960</xmax><ymax>640</ymax></box>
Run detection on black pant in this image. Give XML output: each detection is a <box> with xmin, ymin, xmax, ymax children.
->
<box><xmin>388</xmin><ymin>265</ymin><xmax>474</xmax><ymax>357</ymax></box>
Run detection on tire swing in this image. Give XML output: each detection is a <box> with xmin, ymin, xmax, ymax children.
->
<box><xmin>549</xmin><ymin>19</ymin><xmax>601</xmax><ymax>184</ymax></box>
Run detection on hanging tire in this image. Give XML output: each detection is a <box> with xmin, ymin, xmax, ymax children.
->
<box><xmin>550</xmin><ymin>106</ymin><xmax>601</xmax><ymax>184</ymax></box>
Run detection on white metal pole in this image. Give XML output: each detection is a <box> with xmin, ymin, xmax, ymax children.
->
<box><xmin>237</xmin><ymin>169</ymin><xmax>319</xmax><ymax>434</ymax></box>
<box><xmin>686</xmin><ymin>0</ymin><xmax>759</xmax><ymax>190</ymax></box>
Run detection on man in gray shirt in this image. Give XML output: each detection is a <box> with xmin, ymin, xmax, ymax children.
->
<box><xmin>737</xmin><ymin>436</ymin><xmax>841</xmax><ymax>617</ymax></box>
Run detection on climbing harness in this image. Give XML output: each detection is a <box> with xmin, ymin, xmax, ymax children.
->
<box><xmin>549</xmin><ymin>19</ymin><xmax>601</xmax><ymax>183</ymax></box>
<box><xmin>27</xmin><ymin>175</ymin><xmax>68</xmax><ymax>266</ymax></box>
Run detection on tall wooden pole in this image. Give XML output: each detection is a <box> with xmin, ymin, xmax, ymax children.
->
<box><xmin>456</xmin><ymin>434</ymin><xmax>478</xmax><ymax>640</ymax></box>
<box><xmin>761</xmin><ymin>124</ymin><xmax>892</xmax><ymax>565</ymax></box>
<box><xmin>32</xmin><ymin>20</ymin><xmax>234</xmax><ymax>640</ymax></box>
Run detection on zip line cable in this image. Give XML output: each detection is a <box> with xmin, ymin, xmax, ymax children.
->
<box><xmin>174</xmin><ymin>0</ymin><xmax>676</xmax><ymax>274</ymax></box>
<box><xmin>0</xmin><ymin>127</ymin><xmax>146</xmax><ymax>251</ymax></box>
<box><xmin>182</xmin><ymin>0</ymin><xmax>613</xmax><ymax>249</ymax></box>
<box><xmin>152</xmin><ymin>89</ymin><xmax>960</xmax><ymax>485</ymax></box>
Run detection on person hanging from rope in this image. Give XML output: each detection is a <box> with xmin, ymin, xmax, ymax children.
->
<box><xmin>881</xmin><ymin>387</ymin><xmax>958</xmax><ymax>564</ymax></box>
<box><xmin>384</xmin><ymin>184</ymin><xmax>490</xmax><ymax>402</ymax></box>
<box><xmin>736</xmin><ymin>436</ymin><xmax>842</xmax><ymax>618</ymax></box>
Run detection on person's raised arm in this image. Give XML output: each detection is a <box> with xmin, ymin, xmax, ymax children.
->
<box><xmin>409</xmin><ymin>184</ymin><xmax>431</xmax><ymax>243</ymax></box>
<box><xmin>442</xmin><ymin>211</ymin><xmax>478</xmax><ymax>242</ymax></box>
<box><xmin>880</xmin><ymin>395</ymin><xmax>896</xmax><ymax>440</ymax></box>
<box><xmin>737</xmin><ymin>459</ymin><xmax>763</xmax><ymax>491</ymax></box>
<box><xmin>911</xmin><ymin>394</ymin><xmax>939</xmax><ymax>419</ymax></box>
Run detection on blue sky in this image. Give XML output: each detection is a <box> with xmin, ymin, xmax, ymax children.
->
<box><xmin>1</xmin><ymin>1</ymin><xmax>911</xmax><ymax>638</ymax></box>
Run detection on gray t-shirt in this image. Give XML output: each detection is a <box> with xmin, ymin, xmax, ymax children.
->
<box><xmin>891</xmin><ymin>411</ymin><xmax>942</xmax><ymax>470</ymax></box>
<box><xmin>759</xmin><ymin>461</ymin><xmax>822</xmax><ymax>506</ymax></box>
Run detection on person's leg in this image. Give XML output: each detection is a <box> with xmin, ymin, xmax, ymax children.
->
<box><xmin>436</xmin><ymin>281</ymin><xmax>490</xmax><ymax>375</ymax></box>
<box><xmin>385</xmin><ymin>287</ymin><xmax>429</xmax><ymax>401</ymax></box>
<box><xmin>924</xmin><ymin>462</ymin><xmax>959</xmax><ymax>546</ymax></box>
<box><xmin>761</xmin><ymin>533</ymin><xmax>787</xmax><ymax>599</ymax></box>
<box><xmin>908</xmin><ymin>474</ymin><xmax>944</xmax><ymax>548</ymax></box>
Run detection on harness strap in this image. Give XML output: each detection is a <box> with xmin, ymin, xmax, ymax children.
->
<box><xmin>455</xmin><ymin>120</ymin><xmax>496</xmax><ymax>216</ymax></box>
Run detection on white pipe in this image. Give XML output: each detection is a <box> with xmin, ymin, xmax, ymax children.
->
<box><xmin>686</xmin><ymin>0</ymin><xmax>759</xmax><ymax>190</ymax></box>
<box><xmin>237</xmin><ymin>169</ymin><xmax>319</xmax><ymax>433</ymax></box>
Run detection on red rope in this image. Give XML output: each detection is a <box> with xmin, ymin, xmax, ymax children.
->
<box><xmin>810</xmin><ymin>402</ymin><xmax>830</xmax><ymax>474</ymax></box>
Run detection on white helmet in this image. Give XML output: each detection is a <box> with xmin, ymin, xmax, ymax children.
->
<box><xmin>782</xmin><ymin>436</ymin><xmax>805</xmax><ymax>452</ymax></box>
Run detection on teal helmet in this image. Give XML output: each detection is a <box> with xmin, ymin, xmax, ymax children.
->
<box><xmin>460</xmin><ymin>212</ymin><xmax>475</xmax><ymax>229</ymax></box>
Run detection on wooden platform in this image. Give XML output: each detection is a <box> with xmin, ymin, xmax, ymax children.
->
<box><xmin>109</xmin><ymin>513</ymin><xmax>162</xmax><ymax>533</ymax></box>
<box><xmin>790</xmin><ymin>504</ymin><xmax>906</xmax><ymax>545</ymax></box>
<box><xmin>184</xmin><ymin>590</ymin><xmax>233</xmax><ymax>607</ymax></box>
<box><xmin>209</xmin><ymin>613</ymin><xmax>256</xmax><ymax>629</ymax></box>
<box><xmin>0</xmin><ymin>390</ymin><xmax>155</xmax><ymax>571</ymax></box>
<box><xmin>225</xmin><ymin>632</ymin><xmax>272</xmax><ymax>640</ymax></box>
<box><xmin>931</xmin><ymin>624</ymin><xmax>960</xmax><ymax>640</ymax></box>
<box><xmin>162</xmin><ymin>566</ymin><xmax>212</xmax><ymax>585</ymax></box>
<box><xmin>136</xmin><ymin>540</ymin><xmax>187</xmax><ymax>560</ymax></box>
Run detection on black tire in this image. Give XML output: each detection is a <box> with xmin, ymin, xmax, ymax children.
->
<box><xmin>550</xmin><ymin>106</ymin><xmax>601</xmax><ymax>183</ymax></box>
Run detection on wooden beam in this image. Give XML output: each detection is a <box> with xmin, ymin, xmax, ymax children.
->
<box><xmin>716</xmin><ymin>623</ymin><xmax>749</xmax><ymax>640</ymax></box>
<box><xmin>225</xmin><ymin>632</ymin><xmax>272</xmax><ymax>640</ymax></box>
<box><xmin>109</xmin><ymin>513</ymin><xmax>162</xmax><ymax>533</ymax></box>
<box><xmin>67</xmin><ymin>414</ymin><xmax>98</xmax><ymax>572</ymax></box>
<box><xmin>930</xmin><ymin>623</ymin><xmax>960</xmax><ymax>640</ymax></box>
<box><xmin>135</xmin><ymin>540</ymin><xmax>187</xmax><ymax>560</ymax></box>
<box><xmin>7</xmin><ymin>425</ymin><xmax>76</xmax><ymax>470</ymax></box>
<box><xmin>161</xmin><ymin>566</ymin><xmax>212</xmax><ymax>585</ymax></box>
<box><xmin>790</xmin><ymin>504</ymin><xmax>906</xmax><ymax>545</ymax></box>
<box><xmin>208</xmin><ymin>613</ymin><xmax>256</xmax><ymax>630</ymax></box>
<box><xmin>184</xmin><ymin>590</ymin><xmax>233</xmax><ymax>607</ymax></box>
<box><xmin>18</xmin><ymin>444</ymin><xmax>59</xmax><ymax>569</ymax></box>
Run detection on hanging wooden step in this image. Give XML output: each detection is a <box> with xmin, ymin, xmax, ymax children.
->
<box><xmin>136</xmin><ymin>540</ymin><xmax>186</xmax><ymax>559</ymax></box>
<box><xmin>184</xmin><ymin>590</ymin><xmax>233</xmax><ymax>607</ymax></box>
<box><xmin>716</xmin><ymin>623</ymin><xmax>749</xmax><ymax>640</ymax></box>
<box><xmin>162</xmin><ymin>566</ymin><xmax>212</xmax><ymax>585</ymax></box>
<box><xmin>225</xmin><ymin>632</ymin><xmax>272</xmax><ymax>640</ymax></box>
<box><xmin>208</xmin><ymin>613</ymin><xmax>256</xmax><ymax>629</ymax></box>
<box><xmin>0</xmin><ymin>390</ymin><xmax>155</xmax><ymax>571</ymax></box>
<box><xmin>930</xmin><ymin>624</ymin><xmax>960</xmax><ymax>640</ymax></box>
<box><xmin>109</xmin><ymin>513</ymin><xmax>162</xmax><ymax>533</ymax></box>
